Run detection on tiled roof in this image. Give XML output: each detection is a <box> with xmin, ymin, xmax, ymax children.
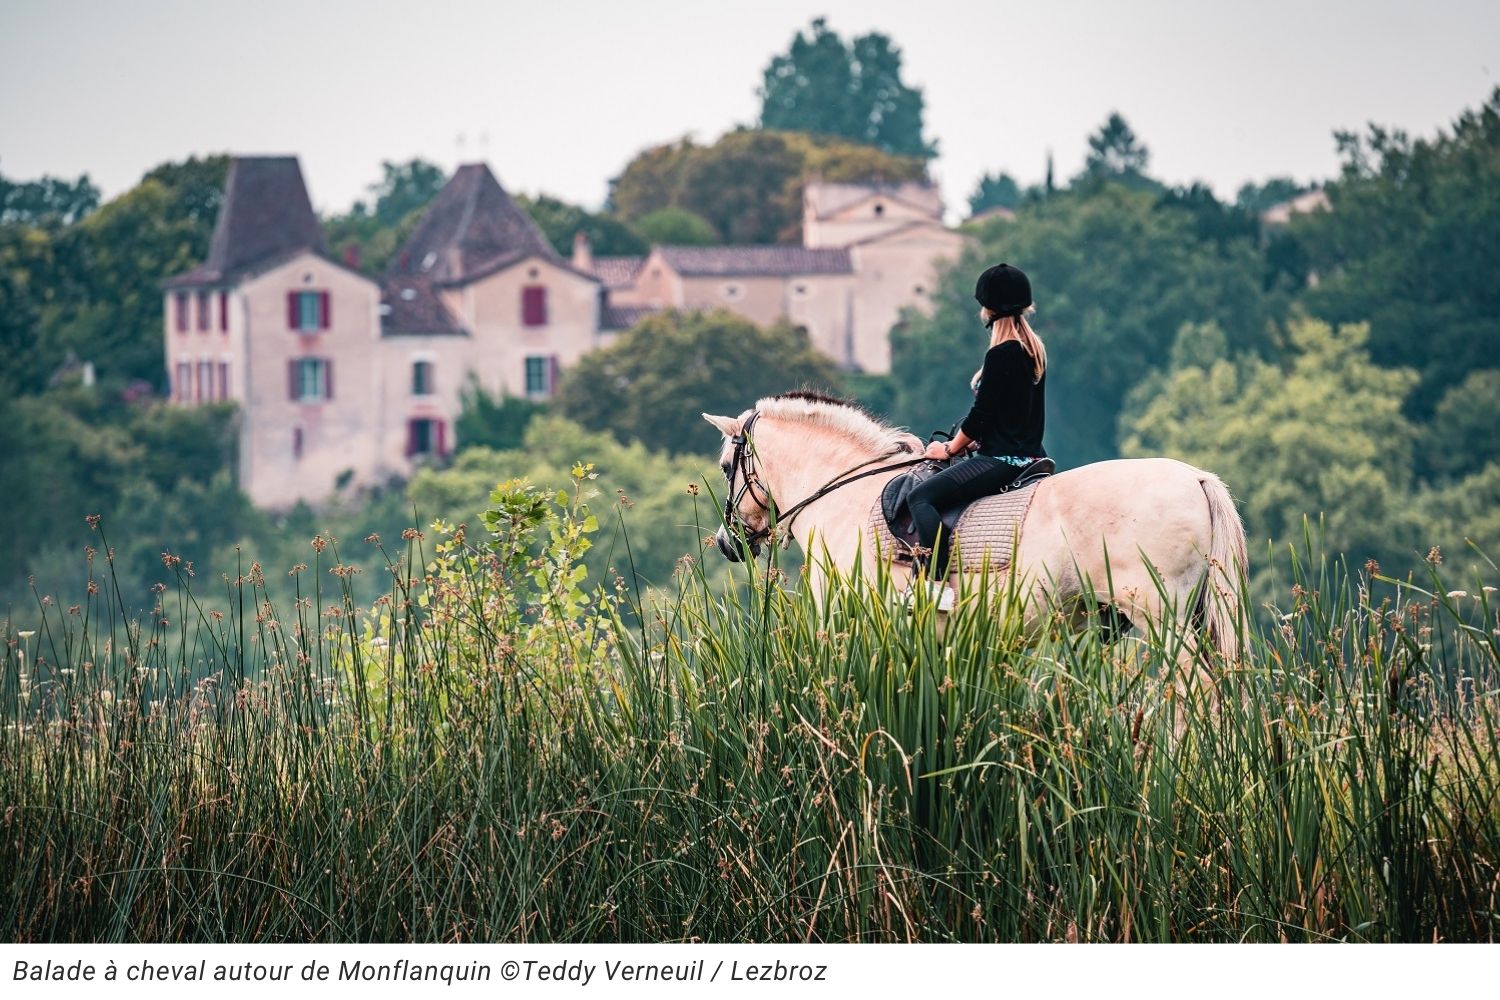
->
<box><xmin>592</xmin><ymin>255</ymin><xmax>644</xmax><ymax>288</ymax></box>
<box><xmin>656</xmin><ymin>245</ymin><xmax>851</xmax><ymax>277</ymax></box>
<box><xmin>388</xmin><ymin>163</ymin><xmax>560</xmax><ymax>284</ymax></box>
<box><xmin>379</xmin><ymin>277</ymin><xmax>464</xmax><ymax>335</ymax></box>
<box><xmin>600</xmin><ymin>304</ymin><xmax>659</xmax><ymax>331</ymax></box>
<box><xmin>164</xmin><ymin>157</ymin><xmax>327</xmax><ymax>288</ymax></box>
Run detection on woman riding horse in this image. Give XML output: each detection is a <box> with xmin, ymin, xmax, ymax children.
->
<box><xmin>910</xmin><ymin>263</ymin><xmax>1048</xmax><ymax>610</ymax></box>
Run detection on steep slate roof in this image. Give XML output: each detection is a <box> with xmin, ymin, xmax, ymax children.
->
<box><xmin>388</xmin><ymin>163</ymin><xmax>560</xmax><ymax>284</ymax></box>
<box><xmin>379</xmin><ymin>277</ymin><xmax>464</xmax><ymax>335</ymax></box>
<box><xmin>656</xmin><ymin>246</ymin><xmax>851</xmax><ymax>277</ymax></box>
<box><xmin>591</xmin><ymin>255</ymin><xmax>644</xmax><ymax>288</ymax></box>
<box><xmin>804</xmin><ymin>180</ymin><xmax>943</xmax><ymax>220</ymax></box>
<box><xmin>164</xmin><ymin>156</ymin><xmax>328</xmax><ymax>288</ymax></box>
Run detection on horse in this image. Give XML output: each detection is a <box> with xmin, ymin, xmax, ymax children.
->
<box><xmin>702</xmin><ymin>391</ymin><xmax>1248</xmax><ymax>662</ymax></box>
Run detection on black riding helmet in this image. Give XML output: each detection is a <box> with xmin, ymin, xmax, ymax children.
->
<box><xmin>974</xmin><ymin>263</ymin><xmax>1032</xmax><ymax>318</ymax></box>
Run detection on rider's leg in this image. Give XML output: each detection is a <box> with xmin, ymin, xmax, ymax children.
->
<box><xmin>907</xmin><ymin>456</ymin><xmax>1021</xmax><ymax>581</ymax></box>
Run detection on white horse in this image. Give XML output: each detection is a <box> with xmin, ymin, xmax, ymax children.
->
<box><xmin>703</xmin><ymin>391</ymin><xmax>1248</xmax><ymax>662</ymax></box>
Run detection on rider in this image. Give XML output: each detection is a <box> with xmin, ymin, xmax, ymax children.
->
<box><xmin>908</xmin><ymin>262</ymin><xmax>1048</xmax><ymax>609</ymax></box>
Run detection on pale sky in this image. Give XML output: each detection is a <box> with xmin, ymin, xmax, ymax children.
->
<box><xmin>2</xmin><ymin>0</ymin><xmax>1497</xmax><ymax>221</ymax></box>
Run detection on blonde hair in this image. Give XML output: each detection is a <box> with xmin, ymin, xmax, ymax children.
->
<box><xmin>977</xmin><ymin>306</ymin><xmax>1047</xmax><ymax>382</ymax></box>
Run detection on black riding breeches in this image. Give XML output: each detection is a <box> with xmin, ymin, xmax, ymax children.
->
<box><xmin>908</xmin><ymin>455</ymin><xmax>1024</xmax><ymax>580</ymax></box>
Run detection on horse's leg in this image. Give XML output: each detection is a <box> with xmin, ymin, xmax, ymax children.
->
<box><xmin>1108</xmin><ymin>570</ymin><xmax>1217</xmax><ymax>730</ymax></box>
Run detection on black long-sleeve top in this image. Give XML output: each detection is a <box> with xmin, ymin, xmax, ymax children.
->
<box><xmin>959</xmin><ymin>341</ymin><xmax>1046</xmax><ymax>458</ymax></box>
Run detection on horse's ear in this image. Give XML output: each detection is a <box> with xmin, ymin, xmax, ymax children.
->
<box><xmin>702</xmin><ymin>413</ymin><xmax>741</xmax><ymax>438</ymax></box>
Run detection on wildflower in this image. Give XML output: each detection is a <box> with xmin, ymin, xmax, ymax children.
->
<box><xmin>1364</xmin><ymin>558</ymin><xmax>1380</xmax><ymax>576</ymax></box>
<box><xmin>85</xmin><ymin>514</ymin><xmax>100</xmax><ymax>529</ymax></box>
<box><xmin>402</xmin><ymin>528</ymin><xmax>423</xmax><ymax>541</ymax></box>
<box><xmin>311</xmin><ymin>535</ymin><xmax>328</xmax><ymax>553</ymax></box>
<box><xmin>1481</xmin><ymin>586</ymin><xmax>1496</xmax><ymax>595</ymax></box>
<box><xmin>1447</xmin><ymin>590</ymin><xmax>1469</xmax><ymax>599</ymax></box>
<box><xmin>686</xmin><ymin>483</ymin><xmax>700</xmax><ymax>496</ymax></box>
<box><xmin>18</xmin><ymin>630</ymin><xmax>35</xmax><ymax>639</ymax></box>
<box><xmin>1427</xmin><ymin>547</ymin><xmax>1443</xmax><ymax>565</ymax></box>
<box><xmin>365</xmin><ymin>533</ymin><xmax>380</xmax><ymax>545</ymax></box>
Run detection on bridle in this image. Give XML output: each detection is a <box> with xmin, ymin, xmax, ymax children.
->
<box><xmin>718</xmin><ymin>410</ymin><xmax>926</xmax><ymax>559</ymax></box>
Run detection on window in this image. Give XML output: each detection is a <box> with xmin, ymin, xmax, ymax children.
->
<box><xmin>287</xmin><ymin>290</ymin><xmax>330</xmax><ymax>332</ymax></box>
<box><xmin>175</xmin><ymin>362</ymin><xmax>190</xmax><ymax>401</ymax></box>
<box><xmin>411</xmin><ymin>360</ymin><xmax>434</xmax><ymax>396</ymax></box>
<box><xmin>196</xmin><ymin>360</ymin><xmax>213</xmax><ymax>401</ymax></box>
<box><xmin>175</xmin><ymin>293</ymin><xmax>189</xmax><ymax>332</ymax></box>
<box><xmin>521</xmin><ymin>286</ymin><xmax>547</xmax><ymax>327</ymax></box>
<box><xmin>406</xmin><ymin>418</ymin><xmax>446</xmax><ymax>458</ymax></box>
<box><xmin>217</xmin><ymin>361</ymin><xmax>229</xmax><ymax>400</ymax></box>
<box><xmin>524</xmin><ymin>355</ymin><xmax>558</xmax><ymax>399</ymax></box>
<box><xmin>287</xmin><ymin>357</ymin><xmax>332</xmax><ymax>401</ymax></box>
<box><xmin>197</xmin><ymin>291</ymin><xmax>210</xmax><ymax>331</ymax></box>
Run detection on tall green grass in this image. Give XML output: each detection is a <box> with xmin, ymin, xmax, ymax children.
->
<box><xmin>2</xmin><ymin>474</ymin><xmax>1498</xmax><ymax>941</ymax></box>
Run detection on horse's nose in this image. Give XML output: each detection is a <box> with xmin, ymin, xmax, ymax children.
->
<box><xmin>714</xmin><ymin>525</ymin><xmax>745</xmax><ymax>563</ymax></box>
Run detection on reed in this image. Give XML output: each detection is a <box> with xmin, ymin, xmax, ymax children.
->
<box><xmin>2</xmin><ymin>474</ymin><xmax>1497</xmax><ymax>941</ymax></box>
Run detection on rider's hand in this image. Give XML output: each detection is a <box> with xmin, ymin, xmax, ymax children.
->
<box><xmin>924</xmin><ymin>440</ymin><xmax>951</xmax><ymax>461</ymax></box>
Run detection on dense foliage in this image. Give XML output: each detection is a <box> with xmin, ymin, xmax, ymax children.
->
<box><xmin>4</xmin><ymin>489</ymin><xmax>1497</xmax><ymax>941</ymax></box>
<box><xmin>608</xmin><ymin>129</ymin><xmax>927</xmax><ymax>244</ymax></box>
<box><xmin>759</xmin><ymin>17</ymin><xmax>936</xmax><ymax>159</ymax></box>
<box><xmin>555</xmin><ymin>309</ymin><xmax>843</xmax><ymax>456</ymax></box>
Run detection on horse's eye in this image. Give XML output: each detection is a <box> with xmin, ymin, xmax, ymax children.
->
<box><xmin>720</xmin><ymin>462</ymin><xmax>732</xmax><ymax>477</ymax></box>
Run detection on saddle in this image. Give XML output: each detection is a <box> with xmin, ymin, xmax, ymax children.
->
<box><xmin>877</xmin><ymin>456</ymin><xmax>1054</xmax><ymax>565</ymax></box>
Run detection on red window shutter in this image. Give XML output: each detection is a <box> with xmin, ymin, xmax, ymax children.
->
<box><xmin>288</xmin><ymin>359</ymin><xmax>298</xmax><ymax>400</ymax></box>
<box><xmin>219</xmin><ymin>291</ymin><xmax>228</xmax><ymax>330</ymax></box>
<box><xmin>522</xmin><ymin>286</ymin><xmax>547</xmax><ymax>326</ymax></box>
<box><xmin>287</xmin><ymin>292</ymin><xmax>298</xmax><ymax>330</ymax></box>
<box><xmin>320</xmin><ymin>291</ymin><xmax>331</xmax><ymax>329</ymax></box>
<box><xmin>436</xmin><ymin>420</ymin><xmax>447</xmax><ymax>457</ymax></box>
<box><xmin>323</xmin><ymin>359</ymin><xmax>333</xmax><ymax>400</ymax></box>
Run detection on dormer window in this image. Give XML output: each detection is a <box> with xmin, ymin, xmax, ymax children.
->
<box><xmin>412</xmin><ymin>359</ymin><xmax>434</xmax><ymax>396</ymax></box>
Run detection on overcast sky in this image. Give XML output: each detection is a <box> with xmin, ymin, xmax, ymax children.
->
<box><xmin>3</xmin><ymin>0</ymin><xmax>1496</xmax><ymax>221</ymax></box>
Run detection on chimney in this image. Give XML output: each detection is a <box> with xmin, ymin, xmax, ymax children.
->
<box><xmin>571</xmin><ymin>230</ymin><xmax>593</xmax><ymax>272</ymax></box>
<box><xmin>342</xmin><ymin>242</ymin><xmax>361</xmax><ymax>271</ymax></box>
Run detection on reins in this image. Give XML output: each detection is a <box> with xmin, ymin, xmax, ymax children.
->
<box><xmin>723</xmin><ymin>409</ymin><xmax>927</xmax><ymax>550</ymax></box>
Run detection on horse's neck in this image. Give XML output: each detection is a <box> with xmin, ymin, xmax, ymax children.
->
<box><xmin>762</xmin><ymin>428</ymin><xmax>902</xmax><ymax>562</ymax></box>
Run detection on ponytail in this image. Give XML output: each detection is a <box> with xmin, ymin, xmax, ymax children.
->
<box><xmin>981</xmin><ymin>306</ymin><xmax>1047</xmax><ymax>382</ymax></box>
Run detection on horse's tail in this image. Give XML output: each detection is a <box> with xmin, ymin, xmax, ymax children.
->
<box><xmin>1197</xmin><ymin>472</ymin><xmax>1247</xmax><ymax>663</ymax></box>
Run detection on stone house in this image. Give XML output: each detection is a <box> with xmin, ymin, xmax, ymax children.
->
<box><xmin>165</xmin><ymin>158</ymin><xmax>966</xmax><ymax>508</ymax></box>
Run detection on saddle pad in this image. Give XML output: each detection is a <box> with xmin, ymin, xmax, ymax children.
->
<box><xmin>865</xmin><ymin>479</ymin><xmax>1042</xmax><ymax>572</ymax></box>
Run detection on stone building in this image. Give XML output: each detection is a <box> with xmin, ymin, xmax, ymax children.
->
<box><xmin>165</xmin><ymin>157</ymin><xmax>965</xmax><ymax>508</ymax></box>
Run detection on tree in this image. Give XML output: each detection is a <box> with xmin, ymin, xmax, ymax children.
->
<box><xmin>759</xmin><ymin>18</ymin><xmax>936</xmax><ymax>159</ymax></box>
<box><xmin>1420</xmin><ymin>369</ymin><xmax>1500</xmax><ymax>482</ymax></box>
<box><xmin>0</xmin><ymin>171</ymin><xmax>100</xmax><ymax>226</ymax></box>
<box><xmin>1121</xmin><ymin>317</ymin><xmax>1420</xmax><ymax>585</ymax></box>
<box><xmin>325</xmin><ymin>158</ymin><xmax>447</xmax><ymax>274</ymax></box>
<box><xmin>455</xmin><ymin>376</ymin><xmax>545</xmax><ymax>452</ymax></box>
<box><xmin>968</xmin><ymin>172</ymin><xmax>1021</xmax><ymax>216</ymax></box>
<box><xmin>678</xmin><ymin>131</ymin><xmax>804</xmax><ymax>244</ymax></box>
<box><xmin>632</xmin><ymin>207</ymin><xmax>718</xmax><ymax>246</ymax></box>
<box><xmin>1295</xmin><ymin>88</ymin><xmax>1500</xmax><ymax>415</ymax></box>
<box><xmin>889</xmin><ymin>184</ymin><xmax>1277</xmax><ymax>467</ymax></box>
<box><xmin>609</xmin><ymin>129</ymin><xmax>925</xmax><ymax>244</ymax></box>
<box><xmin>1235</xmin><ymin>177</ymin><xmax>1310</xmax><ymax>215</ymax></box>
<box><xmin>1075</xmin><ymin>112</ymin><xmax>1157</xmax><ymax>191</ymax></box>
<box><xmin>515</xmin><ymin>193</ymin><xmax>648</xmax><ymax>257</ymax></box>
<box><xmin>556</xmin><ymin>309</ymin><xmax>842</xmax><ymax>455</ymax></box>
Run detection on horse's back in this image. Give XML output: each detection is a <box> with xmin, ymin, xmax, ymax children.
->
<box><xmin>1018</xmin><ymin>457</ymin><xmax>1219</xmax><ymax>587</ymax></box>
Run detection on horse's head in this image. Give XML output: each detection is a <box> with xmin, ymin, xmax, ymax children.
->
<box><xmin>703</xmin><ymin>410</ymin><xmax>770</xmax><ymax>562</ymax></box>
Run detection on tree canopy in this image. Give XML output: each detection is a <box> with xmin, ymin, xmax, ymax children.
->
<box><xmin>758</xmin><ymin>17</ymin><xmax>936</xmax><ymax>160</ymax></box>
<box><xmin>609</xmin><ymin>129</ymin><xmax>926</xmax><ymax>245</ymax></box>
<box><xmin>556</xmin><ymin>309</ymin><xmax>842</xmax><ymax>455</ymax></box>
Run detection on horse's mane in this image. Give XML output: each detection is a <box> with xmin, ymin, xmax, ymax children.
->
<box><xmin>755</xmin><ymin>390</ymin><xmax>918</xmax><ymax>455</ymax></box>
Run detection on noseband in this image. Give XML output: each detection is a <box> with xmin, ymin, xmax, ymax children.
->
<box><xmin>719</xmin><ymin>410</ymin><xmax>926</xmax><ymax>556</ymax></box>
